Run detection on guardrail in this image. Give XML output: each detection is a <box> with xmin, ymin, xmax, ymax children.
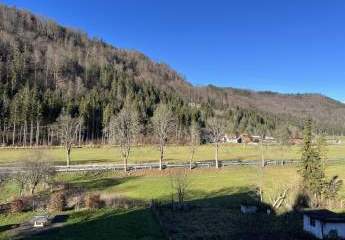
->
<box><xmin>0</xmin><ymin>159</ymin><xmax>344</xmax><ymax>173</ymax></box>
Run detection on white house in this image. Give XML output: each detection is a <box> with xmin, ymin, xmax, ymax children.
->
<box><xmin>303</xmin><ymin>209</ymin><xmax>345</xmax><ymax>239</ymax></box>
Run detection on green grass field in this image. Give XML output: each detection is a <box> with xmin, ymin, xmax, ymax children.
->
<box><xmin>2</xmin><ymin>164</ymin><xmax>345</xmax><ymax>203</ymax></box>
<box><xmin>2</xmin><ymin>164</ymin><xmax>345</xmax><ymax>239</ymax></box>
<box><xmin>0</xmin><ymin>208</ymin><xmax>164</xmax><ymax>240</ymax></box>
<box><xmin>0</xmin><ymin>143</ymin><xmax>345</xmax><ymax>165</ymax></box>
<box><xmin>3</xmin><ymin>165</ymin><xmax>345</xmax><ymax>239</ymax></box>
<box><xmin>1</xmin><ymin>143</ymin><xmax>345</xmax><ymax>239</ymax></box>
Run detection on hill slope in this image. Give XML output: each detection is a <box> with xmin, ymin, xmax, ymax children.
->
<box><xmin>0</xmin><ymin>4</ymin><xmax>344</xmax><ymax>146</ymax></box>
<box><xmin>197</xmin><ymin>86</ymin><xmax>345</xmax><ymax>131</ymax></box>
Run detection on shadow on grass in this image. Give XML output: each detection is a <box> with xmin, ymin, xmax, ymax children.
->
<box><xmin>51</xmin><ymin>215</ymin><xmax>69</xmax><ymax>224</ymax></box>
<box><xmin>18</xmin><ymin>208</ymin><xmax>165</xmax><ymax>240</ymax></box>
<box><xmin>53</xmin><ymin>159</ymin><xmax>117</xmax><ymax>165</ymax></box>
<box><xmin>69</xmin><ymin>176</ymin><xmax>140</xmax><ymax>192</ymax></box>
<box><xmin>155</xmin><ymin>187</ymin><xmax>317</xmax><ymax>240</ymax></box>
<box><xmin>0</xmin><ymin>224</ymin><xmax>19</xmax><ymax>233</ymax></box>
<box><xmin>13</xmin><ymin>186</ymin><xmax>317</xmax><ymax>240</ymax></box>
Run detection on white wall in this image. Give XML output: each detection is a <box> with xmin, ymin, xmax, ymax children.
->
<box><xmin>304</xmin><ymin>215</ymin><xmax>345</xmax><ymax>239</ymax></box>
<box><xmin>323</xmin><ymin>222</ymin><xmax>345</xmax><ymax>238</ymax></box>
<box><xmin>303</xmin><ymin>215</ymin><xmax>323</xmax><ymax>239</ymax></box>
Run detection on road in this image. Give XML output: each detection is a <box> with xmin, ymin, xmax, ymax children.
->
<box><xmin>0</xmin><ymin>159</ymin><xmax>299</xmax><ymax>174</ymax></box>
<box><xmin>0</xmin><ymin>159</ymin><xmax>344</xmax><ymax>174</ymax></box>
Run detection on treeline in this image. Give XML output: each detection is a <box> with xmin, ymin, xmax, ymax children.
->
<box><xmin>0</xmin><ymin>5</ymin><xmax>329</xmax><ymax>147</ymax></box>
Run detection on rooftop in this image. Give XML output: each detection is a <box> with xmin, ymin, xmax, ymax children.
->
<box><xmin>304</xmin><ymin>209</ymin><xmax>345</xmax><ymax>223</ymax></box>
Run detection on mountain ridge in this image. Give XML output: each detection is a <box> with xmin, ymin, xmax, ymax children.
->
<box><xmin>0</xmin><ymin>4</ymin><xmax>344</xmax><ymax>141</ymax></box>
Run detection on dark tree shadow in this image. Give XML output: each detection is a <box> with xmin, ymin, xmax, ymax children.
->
<box><xmin>51</xmin><ymin>215</ymin><xmax>69</xmax><ymax>224</ymax></box>
<box><xmin>154</xmin><ymin>187</ymin><xmax>317</xmax><ymax>240</ymax></box>
<box><xmin>0</xmin><ymin>224</ymin><xmax>19</xmax><ymax>232</ymax></box>
<box><xmin>10</xmin><ymin>186</ymin><xmax>320</xmax><ymax>240</ymax></box>
<box><xmin>17</xmin><ymin>208</ymin><xmax>165</xmax><ymax>240</ymax></box>
<box><xmin>68</xmin><ymin>176</ymin><xmax>140</xmax><ymax>192</ymax></box>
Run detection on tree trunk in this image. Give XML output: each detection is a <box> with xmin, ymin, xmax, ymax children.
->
<box><xmin>124</xmin><ymin>155</ymin><xmax>128</xmax><ymax>173</ymax></box>
<box><xmin>31</xmin><ymin>184</ymin><xmax>37</xmax><ymax>195</ymax></box>
<box><xmin>66</xmin><ymin>146</ymin><xmax>71</xmax><ymax>167</ymax></box>
<box><xmin>5</xmin><ymin>123</ymin><xmax>9</xmax><ymax>144</ymax></box>
<box><xmin>29</xmin><ymin>121</ymin><xmax>33</xmax><ymax>147</ymax></box>
<box><xmin>2</xmin><ymin>123</ymin><xmax>5</xmax><ymax>146</ymax></box>
<box><xmin>12</xmin><ymin>122</ymin><xmax>16</xmax><ymax>146</ymax></box>
<box><xmin>159</xmin><ymin>144</ymin><xmax>164</xmax><ymax>171</ymax></box>
<box><xmin>261</xmin><ymin>138</ymin><xmax>265</xmax><ymax>168</ymax></box>
<box><xmin>190</xmin><ymin>148</ymin><xmax>195</xmax><ymax>171</ymax></box>
<box><xmin>47</xmin><ymin>127</ymin><xmax>50</xmax><ymax>146</ymax></box>
<box><xmin>78</xmin><ymin>123</ymin><xmax>82</xmax><ymax>147</ymax></box>
<box><xmin>23</xmin><ymin>120</ymin><xmax>27</xmax><ymax>147</ymax></box>
<box><xmin>35</xmin><ymin>120</ymin><xmax>40</xmax><ymax>146</ymax></box>
<box><xmin>215</xmin><ymin>143</ymin><xmax>219</xmax><ymax>168</ymax></box>
<box><xmin>19</xmin><ymin>125</ymin><xmax>23</xmax><ymax>146</ymax></box>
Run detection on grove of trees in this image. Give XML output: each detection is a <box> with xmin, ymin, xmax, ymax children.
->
<box><xmin>0</xmin><ymin>4</ymin><xmax>342</xmax><ymax>151</ymax></box>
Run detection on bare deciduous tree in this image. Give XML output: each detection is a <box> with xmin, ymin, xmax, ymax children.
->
<box><xmin>13</xmin><ymin>151</ymin><xmax>56</xmax><ymax>196</ymax></box>
<box><xmin>56</xmin><ymin>111</ymin><xmax>81</xmax><ymax>166</ymax></box>
<box><xmin>25</xmin><ymin>153</ymin><xmax>56</xmax><ymax>195</ymax></box>
<box><xmin>109</xmin><ymin>105</ymin><xmax>141</xmax><ymax>172</ymax></box>
<box><xmin>0</xmin><ymin>172</ymin><xmax>7</xmax><ymax>190</ymax></box>
<box><xmin>189</xmin><ymin>121</ymin><xmax>200</xmax><ymax>170</ymax></box>
<box><xmin>268</xmin><ymin>185</ymin><xmax>290</xmax><ymax>210</ymax></box>
<box><xmin>170</xmin><ymin>170</ymin><xmax>190</xmax><ymax>208</ymax></box>
<box><xmin>152</xmin><ymin>104</ymin><xmax>175</xmax><ymax>170</ymax></box>
<box><xmin>207</xmin><ymin>117</ymin><xmax>227</xmax><ymax>168</ymax></box>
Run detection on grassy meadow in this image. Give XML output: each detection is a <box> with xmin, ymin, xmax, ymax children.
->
<box><xmin>2</xmin><ymin>165</ymin><xmax>345</xmax><ymax>239</ymax></box>
<box><xmin>1</xmin><ymin>142</ymin><xmax>345</xmax><ymax>239</ymax></box>
<box><xmin>0</xmin><ymin>143</ymin><xmax>345</xmax><ymax>165</ymax></box>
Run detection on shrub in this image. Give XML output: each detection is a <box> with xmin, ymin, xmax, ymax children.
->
<box><xmin>85</xmin><ymin>194</ymin><xmax>102</xmax><ymax>209</ymax></box>
<box><xmin>10</xmin><ymin>199</ymin><xmax>24</xmax><ymax>213</ymax></box>
<box><xmin>48</xmin><ymin>191</ymin><xmax>66</xmax><ymax>212</ymax></box>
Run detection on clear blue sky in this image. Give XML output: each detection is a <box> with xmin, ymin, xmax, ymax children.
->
<box><xmin>2</xmin><ymin>0</ymin><xmax>345</xmax><ymax>102</ymax></box>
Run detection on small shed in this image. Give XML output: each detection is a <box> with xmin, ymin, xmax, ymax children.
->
<box><xmin>32</xmin><ymin>215</ymin><xmax>49</xmax><ymax>228</ymax></box>
<box><xmin>303</xmin><ymin>209</ymin><xmax>345</xmax><ymax>239</ymax></box>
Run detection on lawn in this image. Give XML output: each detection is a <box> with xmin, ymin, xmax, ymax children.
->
<box><xmin>0</xmin><ymin>143</ymin><xmax>345</xmax><ymax>165</ymax></box>
<box><xmin>28</xmin><ymin>208</ymin><xmax>164</xmax><ymax>240</ymax></box>
<box><xmin>0</xmin><ymin>208</ymin><xmax>164</xmax><ymax>240</ymax></box>
<box><xmin>1</xmin><ymin>145</ymin><xmax>345</xmax><ymax>239</ymax></box>
<box><xmin>2</xmin><ymin>164</ymin><xmax>345</xmax><ymax>203</ymax></box>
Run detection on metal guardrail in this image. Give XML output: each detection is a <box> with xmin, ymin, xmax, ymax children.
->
<box><xmin>0</xmin><ymin>159</ymin><xmax>344</xmax><ymax>173</ymax></box>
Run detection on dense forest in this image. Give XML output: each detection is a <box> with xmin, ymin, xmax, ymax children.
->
<box><xmin>0</xmin><ymin>5</ymin><xmax>343</xmax><ymax>146</ymax></box>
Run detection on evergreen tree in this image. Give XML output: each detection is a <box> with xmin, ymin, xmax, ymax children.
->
<box><xmin>299</xmin><ymin>119</ymin><xmax>325</xmax><ymax>204</ymax></box>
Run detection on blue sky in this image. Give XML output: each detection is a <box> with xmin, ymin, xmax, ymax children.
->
<box><xmin>2</xmin><ymin>0</ymin><xmax>345</xmax><ymax>101</ymax></box>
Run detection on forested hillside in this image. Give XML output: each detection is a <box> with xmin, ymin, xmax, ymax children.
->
<box><xmin>0</xmin><ymin>5</ymin><xmax>344</xmax><ymax>146</ymax></box>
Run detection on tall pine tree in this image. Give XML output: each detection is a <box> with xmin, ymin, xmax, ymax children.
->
<box><xmin>299</xmin><ymin>119</ymin><xmax>325</xmax><ymax>204</ymax></box>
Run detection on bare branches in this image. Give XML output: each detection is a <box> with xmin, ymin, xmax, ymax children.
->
<box><xmin>13</xmin><ymin>151</ymin><xmax>56</xmax><ymax>196</ymax></box>
<box><xmin>24</xmin><ymin>153</ymin><xmax>56</xmax><ymax>195</ymax></box>
<box><xmin>268</xmin><ymin>187</ymin><xmax>290</xmax><ymax>210</ymax></box>
<box><xmin>152</xmin><ymin>104</ymin><xmax>175</xmax><ymax>170</ymax></box>
<box><xmin>207</xmin><ymin>117</ymin><xmax>227</xmax><ymax>168</ymax></box>
<box><xmin>109</xmin><ymin>105</ymin><xmax>141</xmax><ymax>172</ymax></box>
<box><xmin>56</xmin><ymin>111</ymin><xmax>81</xmax><ymax>166</ymax></box>
<box><xmin>170</xmin><ymin>170</ymin><xmax>190</xmax><ymax>208</ymax></box>
<box><xmin>189</xmin><ymin>121</ymin><xmax>200</xmax><ymax>170</ymax></box>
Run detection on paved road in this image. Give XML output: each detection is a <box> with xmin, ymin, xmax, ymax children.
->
<box><xmin>0</xmin><ymin>159</ymin><xmax>298</xmax><ymax>174</ymax></box>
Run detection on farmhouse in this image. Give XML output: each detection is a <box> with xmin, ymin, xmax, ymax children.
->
<box><xmin>303</xmin><ymin>209</ymin><xmax>345</xmax><ymax>239</ymax></box>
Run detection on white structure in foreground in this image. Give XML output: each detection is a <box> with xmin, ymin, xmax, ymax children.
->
<box><xmin>32</xmin><ymin>215</ymin><xmax>49</xmax><ymax>228</ymax></box>
<box><xmin>303</xmin><ymin>209</ymin><xmax>345</xmax><ymax>239</ymax></box>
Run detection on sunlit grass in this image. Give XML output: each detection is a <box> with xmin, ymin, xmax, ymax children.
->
<box><xmin>0</xmin><ymin>143</ymin><xmax>344</xmax><ymax>165</ymax></box>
